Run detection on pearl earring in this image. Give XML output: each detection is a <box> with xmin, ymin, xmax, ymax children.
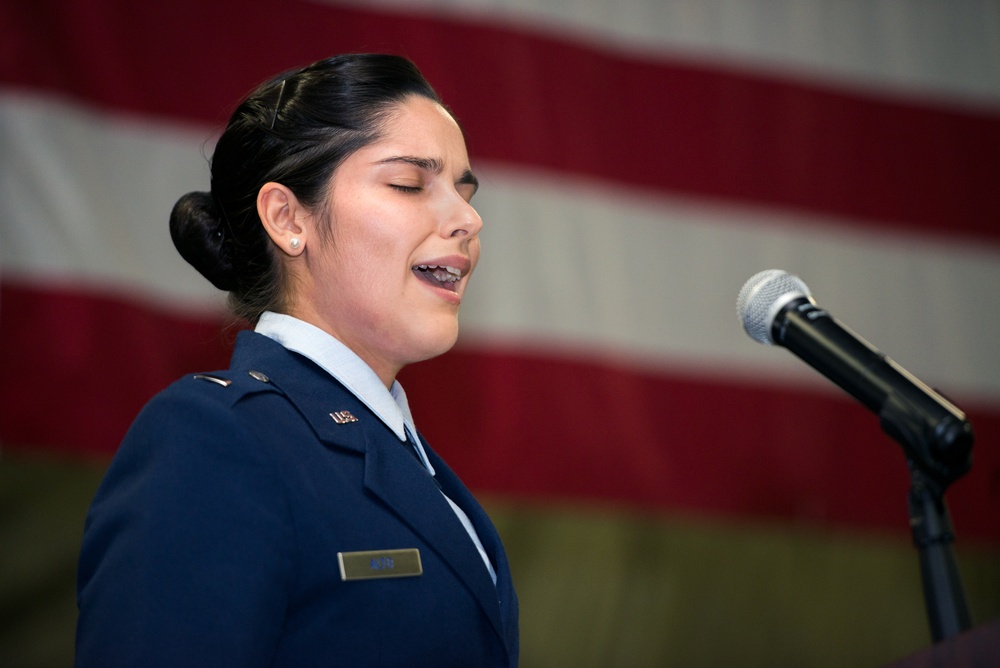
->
<box><xmin>290</xmin><ymin>238</ymin><xmax>300</xmax><ymax>250</ymax></box>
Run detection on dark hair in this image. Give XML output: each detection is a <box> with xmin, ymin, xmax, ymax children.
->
<box><xmin>169</xmin><ymin>53</ymin><xmax>442</xmax><ymax>322</ymax></box>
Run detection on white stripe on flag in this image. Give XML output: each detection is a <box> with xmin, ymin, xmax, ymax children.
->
<box><xmin>0</xmin><ymin>92</ymin><xmax>221</xmax><ymax>311</ymax></box>
<box><xmin>467</xmin><ymin>165</ymin><xmax>1000</xmax><ymax>400</ymax></box>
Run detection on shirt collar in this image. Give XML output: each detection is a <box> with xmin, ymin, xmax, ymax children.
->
<box><xmin>255</xmin><ymin>311</ymin><xmax>415</xmax><ymax>442</ymax></box>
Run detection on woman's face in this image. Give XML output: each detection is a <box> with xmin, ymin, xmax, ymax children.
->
<box><xmin>293</xmin><ymin>95</ymin><xmax>482</xmax><ymax>386</ymax></box>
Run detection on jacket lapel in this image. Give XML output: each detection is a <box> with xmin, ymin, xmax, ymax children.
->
<box><xmin>426</xmin><ymin>447</ymin><xmax>520</xmax><ymax>659</ymax></box>
<box><xmin>361</xmin><ymin>433</ymin><xmax>507</xmax><ymax>644</ymax></box>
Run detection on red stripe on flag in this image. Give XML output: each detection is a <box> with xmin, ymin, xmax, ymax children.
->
<box><xmin>0</xmin><ymin>279</ymin><xmax>239</xmax><ymax>456</ymax></box>
<box><xmin>404</xmin><ymin>348</ymin><xmax>1000</xmax><ymax>542</ymax></box>
<box><xmin>3</xmin><ymin>281</ymin><xmax>997</xmax><ymax>541</ymax></box>
<box><xmin>2</xmin><ymin>1</ymin><xmax>998</xmax><ymax>242</ymax></box>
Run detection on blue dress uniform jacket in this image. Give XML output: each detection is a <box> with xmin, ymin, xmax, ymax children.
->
<box><xmin>76</xmin><ymin>330</ymin><xmax>519</xmax><ymax>667</ymax></box>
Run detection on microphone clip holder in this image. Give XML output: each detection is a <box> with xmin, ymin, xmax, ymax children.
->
<box><xmin>879</xmin><ymin>383</ymin><xmax>973</xmax><ymax>499</ymax></box>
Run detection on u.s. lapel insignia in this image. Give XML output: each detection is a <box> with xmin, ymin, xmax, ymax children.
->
<box><xmin>330</xmin><ymin>410</ymin><xmax>358</xmax><ymax>424</ymax></box>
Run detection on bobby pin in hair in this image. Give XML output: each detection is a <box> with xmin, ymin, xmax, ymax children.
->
<box><xmin>270</xmin><ymin>80</ymin><xmax>287</xmax><ymax>130</ymax></box>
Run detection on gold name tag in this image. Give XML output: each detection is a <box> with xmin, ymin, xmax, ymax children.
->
<box><xmin>337</xmin><ymin>548</ymin><xmax>423</xmax><ymax>581</ymax></box>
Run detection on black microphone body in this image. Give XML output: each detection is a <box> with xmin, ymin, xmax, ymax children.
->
<box><xmin>741</xmin><ymin>271</ymin><xmax>973</xmax><ymax>494</ymax></box>
<box><xmin>776</xmin><ymin>296</ymin><xmax>889</xmax><ymax>412</ymax></box>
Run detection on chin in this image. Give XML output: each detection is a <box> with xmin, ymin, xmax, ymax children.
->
<box><xmin>408</xmin><ymin>322</ymin><xmax>460</xmax><ymax>363</ymax></box>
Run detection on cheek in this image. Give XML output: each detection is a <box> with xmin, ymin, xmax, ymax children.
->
<box><xmin>325</xmin><ymin>209</ymin><xmax>397</xmax><ymax>276</ymax></box>
<box><xmin>333</xmin><ymin>200</ymin><xmax>412</xmax><ymax>261</ymax></box>
<box><xmin>334</xmin><ymin>259</ymin><xmax>399</xmax><ymax>320</ymax></box>
<box><xmin>332</xmin><ymin>247</ymin><xmax>411</xmax><ymax>330</ymax></box>
<box><xmin>468</xmin><ymin>238</ymin><xmax>482</xmax><ymax>275</ymax></box>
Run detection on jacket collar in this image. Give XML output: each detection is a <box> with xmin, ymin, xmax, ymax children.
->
<box><xmin>254</xmin><ymin>311</ymin><xmax>415</xmax><ymax>442</ymax></box>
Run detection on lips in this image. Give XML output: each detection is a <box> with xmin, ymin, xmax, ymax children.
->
<box><xmin>413</xmin><ymin>264</ymin><xmax>463</xmax><ymax>292</ymax></box>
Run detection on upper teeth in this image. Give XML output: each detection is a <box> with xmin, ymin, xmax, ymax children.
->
<box><xmin>417</xmin><ymin>264</ymin><xmax>462</xmax><ymax>282</ymax></box>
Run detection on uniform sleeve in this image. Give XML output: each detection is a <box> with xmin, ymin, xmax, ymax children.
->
<box><xmin>75</xmin><ymin>384</ymin><xmax>293</xmax><ymax>667</ymax></box>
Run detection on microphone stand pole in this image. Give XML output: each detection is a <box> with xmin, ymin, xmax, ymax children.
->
<box><xmin>880</xmin><ymin>392</ymin><xmax>974</xmax><ymax>642</ymax></box>
<box><xmin>907</xmin><ymin>465</ymin><xmax>971</xmax><ymax>641</ymax></box>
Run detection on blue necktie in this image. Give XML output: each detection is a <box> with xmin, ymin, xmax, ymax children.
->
<box><xmin>404</xmin><ymin>430</ymin><xmax>442</xmax><ymax>490</ymax></box>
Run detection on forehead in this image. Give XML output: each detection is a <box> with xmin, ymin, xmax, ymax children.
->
<box><xmin>370</xmin><ymin>95</ymin><xmax>468</xmax><ymax>157</ymax></box>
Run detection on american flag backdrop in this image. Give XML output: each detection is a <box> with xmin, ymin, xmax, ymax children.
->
<box><xmin>2</xmin><ymin>1</ymin><xmax>999</xmax><ymax>665</ymax></box>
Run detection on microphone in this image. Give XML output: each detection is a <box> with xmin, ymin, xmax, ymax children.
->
<box><xmin>737</xmin><ymin>269</ymin><xmax>973</xmax><ymax>492</ymax></box>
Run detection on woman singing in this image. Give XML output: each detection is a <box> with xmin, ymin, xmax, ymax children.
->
<box><xmin>76</xmin><ymin>53</ymin><xmax>519</xmax><ymax>667</ymax></box>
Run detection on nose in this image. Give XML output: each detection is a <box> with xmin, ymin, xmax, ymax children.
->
<box><xmin>443</xmin><ymin>196</ymin><xmax>483</xmax><ymax>240</ymax></box>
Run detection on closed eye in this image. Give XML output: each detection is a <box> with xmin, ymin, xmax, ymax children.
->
<box><xmin>390</xmin><ymin>184</ymin><xmax>422</xmax><ymax>193</ymax></box>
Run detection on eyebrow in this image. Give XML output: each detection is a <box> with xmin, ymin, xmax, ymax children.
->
<box><xmin>376</xmin><ymin>155</ymin><xmax>479</xmax><ymax>195</ymax></box>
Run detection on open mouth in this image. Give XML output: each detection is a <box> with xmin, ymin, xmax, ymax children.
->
<box><xmin>413</xmin><ymin>264</ymin><xmax>463</xmax><ymax>292</ymax></box>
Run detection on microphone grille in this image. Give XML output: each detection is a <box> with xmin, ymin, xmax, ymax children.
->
<box><xmin>737</xmin><ymin>269</ymin><xmax>811</xmax><ymax>345</ymax></box>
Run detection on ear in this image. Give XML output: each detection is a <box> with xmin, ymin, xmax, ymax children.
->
<box><xmin>257</xmin><ymin>182</ymin><xmax>307</xmax><ymax>256</ymax></box>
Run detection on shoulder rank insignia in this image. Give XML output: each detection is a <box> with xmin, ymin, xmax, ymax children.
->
<box><xmin>192</xmin><ymin>374</ymin><xmax>232</xmax><ymax>387</ymax></box>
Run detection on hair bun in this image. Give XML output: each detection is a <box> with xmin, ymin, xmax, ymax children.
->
<box><xmin>169</xmin><ymin>191</ymin><xmax>236</xmax><ymax>291</ymax></box>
